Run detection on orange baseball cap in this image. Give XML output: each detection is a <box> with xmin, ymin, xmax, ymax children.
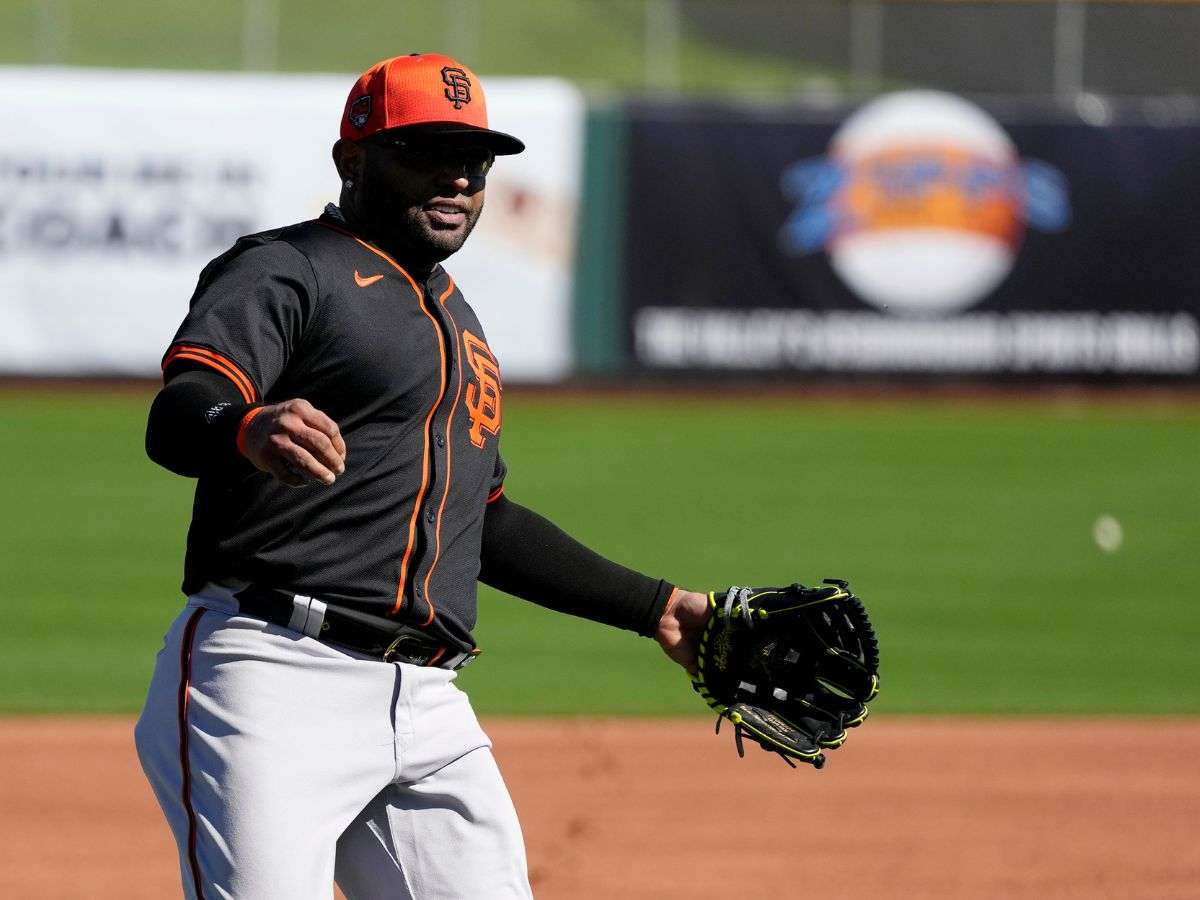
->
<box><xmin>340</xmin><ymin>53</ymin><xmax>525</xmax><ymax>155</ymax></box>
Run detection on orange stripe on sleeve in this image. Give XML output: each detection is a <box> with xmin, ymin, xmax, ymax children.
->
<box><xmin>163</xmin><ymin>344</ymin><xmax>258</xmax><ymax>403</ymax></box>
<box><xmin>486</xmin><ymin>485</ymin><xmax>505</xmax><ymax>504</ymax></box>
<box><xmin>165</xmin><ymin>351</ymin><xmax>255</xmax><ymax>404</ymax></box>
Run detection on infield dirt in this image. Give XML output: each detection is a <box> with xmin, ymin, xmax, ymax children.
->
<box><xmin>1</xmin><ymin>717</ymin><xmax>1196</xmax><ymax>899</ymax></box>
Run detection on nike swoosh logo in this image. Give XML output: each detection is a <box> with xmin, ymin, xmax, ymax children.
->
<box><xmin>354</xmin><ymin>271</ymin><xmax>384</xmax><ymax>288</ymax></box>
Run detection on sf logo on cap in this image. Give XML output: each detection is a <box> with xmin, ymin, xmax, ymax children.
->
<box><xmin>441</xmin><ymin>67</ymin><xmax>472</xmax><ymax>109</ymax></box>
<box><xmin>348</xmin><ymin>95</ymin><xmax>372</xmax><ymax>129</ymax></box>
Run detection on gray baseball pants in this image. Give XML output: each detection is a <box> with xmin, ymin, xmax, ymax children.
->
<box><xmin>134</xmin><ymin>585</ymin><xmax>533</xmax><ymax>899</ymax></box>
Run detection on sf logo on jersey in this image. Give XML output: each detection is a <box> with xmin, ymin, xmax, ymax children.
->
<box><xmin>441</xmin><ymin>67</ymin><xmax>472</xmax><ymax>109</ymax></box>
<box><xmin>462</xmin><ymin>330</ymin><xmax>500</xmax><ymax>448</ymax></box>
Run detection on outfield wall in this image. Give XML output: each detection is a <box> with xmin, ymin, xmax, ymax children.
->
<box><xmin>614</xmin><ymin>94</ymin><xmax>1200</xmax><ymax>380</ymax></box>
<box><xmin>2</xmin><ymin>68</ymin><xmax>1198</xmax><ymax>382</ymax></box>
<box><xmin>0</xmin><ymin>67</ymin><xmax>583</xmax><ymax>382</ymax></box>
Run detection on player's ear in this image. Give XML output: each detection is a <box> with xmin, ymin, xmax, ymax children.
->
<box><xmin>332</xmin><ymin>139</ymin><xmax>365</xmax><ymax>183</ymax></box>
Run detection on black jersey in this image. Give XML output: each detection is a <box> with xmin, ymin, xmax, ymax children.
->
<box><xmin>164</xmin><ymin>207</ymin><xmax>505</xmax><ymax>650</ymax></box>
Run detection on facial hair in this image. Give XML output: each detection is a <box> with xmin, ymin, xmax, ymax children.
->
<box><xmin>356</xmin><ymin>163</ymin><xmax>484</xmax><ymax>269</ymax></box>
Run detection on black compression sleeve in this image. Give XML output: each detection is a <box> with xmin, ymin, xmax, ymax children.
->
<box><xmin>146</xmin><ymin>369</ymin><xmax>258</xmax><ymax>478</ymax></box>
<box><xmin>478</xmin><ymin>495</ymin><xmax>675</xmax><ymax>637</ymax></box>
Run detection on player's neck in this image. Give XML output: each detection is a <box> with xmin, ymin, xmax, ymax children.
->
<box><xmin>335</xmin><ymin>202</ymin><xmax>438</xmax><ymax>281</ymax></box>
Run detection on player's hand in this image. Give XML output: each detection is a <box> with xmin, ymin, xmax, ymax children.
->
<box><xmin>239</xmin><ymin>398</ymin><xmax>347</xmax><ymax>487</ymax></box>
<box><xmin>655</xmin><ymin>588</ymin><xmax>711</xmax><ymax>675</ymax></box>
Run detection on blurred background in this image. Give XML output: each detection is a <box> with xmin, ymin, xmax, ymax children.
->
<box><xmin>1</xmin><ymin>2</ymin><xmax>1198</xmax><ymax>897</ymax></box>
<box><xmin>2</xmin><ymin>0</ymin><xmax>1196</xmax><ymax>713</ymax></box>
<box><xmin>5</xmin><ymin>0</ymin><xmax>1200</xmax><ymax>94</ymax></box>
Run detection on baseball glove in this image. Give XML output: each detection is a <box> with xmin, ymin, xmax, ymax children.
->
<box><xmin>691</xmin><ymin>579</ymin><xmax>880</xmax><ymax>769</ymax></box>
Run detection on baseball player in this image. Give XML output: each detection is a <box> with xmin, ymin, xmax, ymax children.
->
<box><xmin>134</xmin><ymin>53</ymin><xmax>710</xmax><ymax>899</ymax></box>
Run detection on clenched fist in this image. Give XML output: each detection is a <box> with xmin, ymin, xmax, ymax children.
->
<box><xmin>239</xmin><ymin>398</ymin><xmax>347</xmax><ymax>487</ymax></box>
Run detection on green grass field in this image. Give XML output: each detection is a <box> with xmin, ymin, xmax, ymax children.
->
<box><xmin>1</xmin><ymin>387</ymin><xmax>1198</xmax><ymax>716</ymax></box>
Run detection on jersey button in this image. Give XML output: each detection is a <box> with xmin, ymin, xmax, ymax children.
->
<box><xmin>436</xmin><ymin>434</ymin><xmax>445</xmax><ymax>448</ymax></box>
<box><xmin>426</xmin><ymin>509</ymin><xmax>435</xmax><ymax>523</ymax></box>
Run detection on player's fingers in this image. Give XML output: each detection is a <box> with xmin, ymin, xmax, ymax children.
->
<box><xmin>283</xmin><ymin>443</ymin><xmax>338</xmax><ymax>486</ymax></box>
<box><xmin>291</xmin><ymin>424</ymin><xmax>345</xmax><ymax>475</ymax></box>
<box><xmin>260</xmin><ymin>454</ymin><xmax>308</xmax><ymax>487</ymax></box>
<box><xmin>266</xmin><ymin>434</ymin><xmax>337</xmax><ymax>486</ymax></box>
<box><xmin>293</xmin><ymin>404</ymin><xmax>347</xmax><ymax>464</ymax></box>
<box><xmin>256</xmin><ymin>435</ymin><xmax>307</xmax><ymax>485</ymax></box>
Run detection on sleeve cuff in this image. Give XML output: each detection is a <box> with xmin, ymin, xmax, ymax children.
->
<box><xmin>638</xmin><ymin>579</ymin><xmax>677</xmax><ymax>638</ymax></box>
<box><xmin>234</xmin><ymin>405</ymin><xmax>268</xmax><ymax>458</ymax></box>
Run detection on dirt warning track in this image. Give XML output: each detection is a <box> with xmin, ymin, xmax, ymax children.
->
<box><xmin>1</xmin><ymin>717</ymin><xmax>1196</xmax><ymax>899</ymax></box>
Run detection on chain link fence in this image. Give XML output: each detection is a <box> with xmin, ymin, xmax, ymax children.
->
<box><xmin>4</xmin><ymin>1</ymin><xmax>1198</xmax><ymax>96</ymax></box>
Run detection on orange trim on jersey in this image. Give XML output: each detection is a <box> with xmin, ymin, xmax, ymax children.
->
<box><xmin>167</xmin><ymin>351</ymin><xmax>255</xmax><ymax>403</ymax></box>
<box><xmin>486</xmin><ymin>485</ymin><xmax>505</xmax><ymax>504</ymax></box>
<box><xmin>235</xmin><ymin>406</ymin><xmax>268</xmax><ymax>458</ymax></box>
<box><xmin>424</xmin><ymin>646</ymin><xmax>448</xmax><ymax>668</ymax></box>
<box><xmin>317</xmin><ymin>220</ymin><xmax>449</xmax><ymax>621</ymax></box>
<box><xmin>316</xmin><ymin>220</ymin><xmax>422</xmax><ymax>295</ymax></box>
<box><xmin>420</xmin><ymin>279</ymin><xmax>463</xmax><ymax>626</ymax></box>
<box><xmin>163</xmin><ymin>344</ymin><xmax>258</xmax><ymax>404</ymax></box>
<box><xmin>395</xmin><ymin>287</ymin><xmax>447</xmax><ymax>617</ymax></box>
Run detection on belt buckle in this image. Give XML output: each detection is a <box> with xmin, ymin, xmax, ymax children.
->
<box><xmin>382</xmin><ymin>634</ymin><xmax>436</xmax><ymax>665</ymax></box>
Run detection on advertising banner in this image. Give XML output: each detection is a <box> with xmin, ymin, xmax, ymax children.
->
<box><xmin>0</xmin><ymin>68</ymin><xmax>582</xmax><ymax>380</ymax></box>
<box><xmin>625</xmin><ymin>94</ymin><xmax>1200</xmax><ymax>377</ymax></box>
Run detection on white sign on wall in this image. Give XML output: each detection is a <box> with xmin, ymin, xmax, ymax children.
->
<box><xmin>0</xmin><ymin>67</ymin><xmax>582</xmax><ymax>381</ymax></box>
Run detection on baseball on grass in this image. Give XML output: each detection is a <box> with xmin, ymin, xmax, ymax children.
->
<box><xmin>1091</xmin><ymin>514</ymin><xmax>1123</xmax><ymax>553</ymax></box>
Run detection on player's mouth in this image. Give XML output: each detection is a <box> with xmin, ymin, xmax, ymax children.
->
<box><xmin>423</xmin><ymin>201</ymin><xmax>469</xmax><ymax>229</ymax></box>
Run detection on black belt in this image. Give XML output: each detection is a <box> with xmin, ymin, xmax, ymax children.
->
<box><xmin>233</xmin><ymin>584</ymin><xmax>479</xmax><ymax>670</ymax></box>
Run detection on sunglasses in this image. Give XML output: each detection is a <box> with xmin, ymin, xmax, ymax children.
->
<box><xmin>367</xmin><ymin>137</ymin><xmax>495</xmax><ymax>178</ymax></box>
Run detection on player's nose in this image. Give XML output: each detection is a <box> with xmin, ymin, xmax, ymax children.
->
<box><xmin>432</xmin><ymin>168</ymin><xmax>473</xmax><ymax>194</ymax></box>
